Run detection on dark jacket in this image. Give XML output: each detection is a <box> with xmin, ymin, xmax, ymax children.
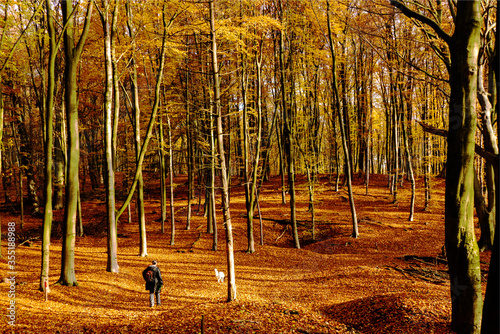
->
<box><xmin>142</xmin><ymin>265</ymin><xmax>163</xmax><ymax>292</ymax></box>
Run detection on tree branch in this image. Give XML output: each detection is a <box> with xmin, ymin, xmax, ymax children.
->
<box><xmin>390</xmin><ymin>0</ymin><xmax>452</xmax><ymax>44</ymax></box>
<box><xmin>418</xmin><ymin>121</ymin><xmax>498</xmax><ymax>164</ymax></box>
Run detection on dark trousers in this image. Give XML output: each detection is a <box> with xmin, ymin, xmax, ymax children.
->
<box><xmin>149</xmin><ymin>289</ymin><xmax>161</xmax><ymax>307</ymax></box>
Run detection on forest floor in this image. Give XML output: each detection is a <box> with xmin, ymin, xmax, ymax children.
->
<box><xmin>0</xmin><ymin>173</ymin><xmax>492</xmax><ymax>333</ymax></box>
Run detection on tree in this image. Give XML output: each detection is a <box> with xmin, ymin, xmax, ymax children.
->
<box><xmin>278</xmin><ymin>0</ymin><xmax>300</xmax><ymax>249</ymax></box>
<box><xmin>58</xmin><ymin>0</ymin><xmax>94</xmax><ymax>286</ymax></box>
<box><xmin>124</xmin><ymin>0</ymin><xmax>147</xmax><ymax>257</ymax></box>
<box><xmin>209</xmin><ymin>0</ymin><xmax>236</xmax><ymax>301</ymax></box>
<box><xmin>96</xmin><ymin>0</ymin><xmax>119</xmax><ymax>273</ymax></box>
<box><xmin>481</xmin><ymin>4</ymin><xmax>499</xmax><ymax>333</ymax></box>
<box><xmin>326</xmin><ymin>0</ymin><xmax>358</xmax><ymax>239</ymax></box>
<box><xmin>40</xmin><ymin>0</ymin><xmax>59</xmax><ymax>291</ymax></box>
<box><xmin>391</xmin><ymin>1</ymin><xmax>483</xmax><ymax>332</ymax></box>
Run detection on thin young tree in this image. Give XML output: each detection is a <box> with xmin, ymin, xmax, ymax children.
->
<box><xmin>96</xmin><ymin>0</ymin><xmax>119</xmax><ymax>273</ymax></box>
<box><xmin>278</xmin><ymin>0</ymin><xmax>300</xmax><ymax>248</ymax></box>
<box><xmin>481</xmin><ymin>4</ymin><xmax>498</xmax><ymax>332</ymax></box>
<box><xmin>40</xmin><ymin>0</ymin><xmax>58</xmax><ymax>290</ymax></box>
<box><xmin>185</xmin><ymin>58</ymin><xmax>193</xmax><ymax>231</ymax></box>
<box><xmin>209</xmin><ymin>0</ymin><xmax>236</xmax><ymax>301</ymax></box>
<box><xmin>125</xmin><ymin>0</ymin><xmax>147</xmax><ymax>257</ymax></box>
<box><xmin>326</xmin><ymin>0</ymin><xmax>358</xmax><ymax>238</ymax></box>
<box><xmin>167</xmin><ymin>113</ymin><xmax>175</xmax><ymax>245</ymax></box>
<box><xmin>159</xmin><ymin>111</ymin><xmax>167</xmax><ymax>234</ymax></box>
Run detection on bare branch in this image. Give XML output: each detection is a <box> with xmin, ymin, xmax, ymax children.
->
<box><xmin>390</xmin><ymin>0</ymin><xmax>452</xmax><ymax>44</ymax></box>
<box><xmin>418</xmin><ymin>121</ymin><xmax>498</xmax><ymax>164</ymax></box>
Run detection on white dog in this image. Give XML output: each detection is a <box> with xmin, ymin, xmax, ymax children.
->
<box><xmin>214</xmin><ymin>268</ymin><xmax>225</xmax><ymax>283</ymax></box>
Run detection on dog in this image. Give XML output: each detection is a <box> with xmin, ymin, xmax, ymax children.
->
<box><xmin>214</xmin><ymin>268</ymin><xmax>225</xmax><ymax>283</ymax></box>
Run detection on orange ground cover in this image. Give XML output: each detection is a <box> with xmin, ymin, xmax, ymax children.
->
<box><xmin>0</xmin><ymin>174</ymin><xmax>491</xmax><ymax>333</ymax></box>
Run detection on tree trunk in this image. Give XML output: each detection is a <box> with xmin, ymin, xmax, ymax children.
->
<box><xmin>481</xmin><ymin>6</ymin><xmax>499</xmax><ymax>331</ymax></box>
<box><xmin>388</xmin><ymin>2</ymin><xmax>485</xmax><ymax>327</ymax></box>
<box><xmin>209</xmin><ymin>0</ymin><xmax>236</xmax><ymax>301</ymax></box>
<box><xmin>327</xmin><ymin>0</ymin><xmax>358</xmax><ymax>238</ymax></box>
<box><xmin>185</xmin><ymin>63</ymin><xmax>193</xmax><ymax>231</ymax></box>
<box><xmin>58</xmin><ymin>0</ymin><xmax>93</xmax><ymax>287</ymax></box>
<box><xmin>482</xmin><ymin>218</ymin><xmax>499</xmax><ymax>333</ymax></box>
<box><xmin>445</xmin><ymin>3</ymin><xmax>482</xmax><ymax>332</ymax></box>
<box><xmin>53</xmin><ymin>100</ymin><xmax>65</xmax><ymax>210</ymax></box>
<box><xmin>241</xmin><ymin>46</ymin><xmax>256</xmax><ymax>254</ymax></box>
<box><xmin>278</xmin><ymin>0</ymin><xmax>299</xmax><ymax>248</ymax></box>
<box><xmin>125</xmin><ymin>0</ymin><xmax>147</xmax><ymax>257</ymax></box>
<box><xmin>167</xmin><ymin>114</ymin><xmax>175</xmax><ymax>246</ymax></box>
<box><xmin>159</xmin><ymin>113</ymin><xmax>166</xmax><ymax>234</ymax></box>
<box><xmin>476</xmin><ymin>56</ymin><xmax>497</xmax><ymax>251</ymax></box>
<box><xmin>401</xmin><ymin>87</ymin><xmax>415</xmax><ymax>222</ymax></box>
<box><xmin>99</xmin><ymin>0</ymin><xmax>119</xmax><ymax>273</ymax></box>
<box><xmin>40</xmin><ymin>0</ymin><xmax>56</xmax><ymax>290</ymax></box>
<box><xmin>209</xmin><ymin>105</ymin><xmax>217</xmax><ymax>248</ymax></box>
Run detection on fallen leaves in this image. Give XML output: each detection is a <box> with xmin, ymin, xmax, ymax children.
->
<box><xmin>0</xmin><ymin>174</ymin><xmax>490</xmax><ymax>333</ymax></box>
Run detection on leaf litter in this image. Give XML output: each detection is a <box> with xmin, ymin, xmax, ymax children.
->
<box><xmin>0</xmin><ymin>174</ymin><xmax>491</xmax><ymax>333</ymax></box>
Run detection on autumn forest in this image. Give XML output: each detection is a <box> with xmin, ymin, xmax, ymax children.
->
<box><xmin>0</xmin><ymin>0</ymin><xmax>498</xmax><ymax>333</ymax></box>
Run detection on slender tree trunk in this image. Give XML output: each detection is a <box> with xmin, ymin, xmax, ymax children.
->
<box><xmin>241</xmin><ymin>50</ymin><xmax>255</xmax><ymax>254</ymax></box>
<box><xmin>126</xmin><ymin>0</ymin><xmax>147</xmax><ymax>257</ymax></box>
<box><xmin>422</xmin><ymin>86</ymin><xmax>431</xmax><ymax>211</ymax></box>
<box><xmin>209</xmin><ymin>0</ymin><xmax>236</xmax><ymax>301</ymax></box>
<box><xmin>277</xmin><ymin>116</ymin><xmax>286</xmax><ymax>204</ymax></box>
<box><xmin>185</xmin><ymin>63</ymin><xmax>193</xmax><ymax>231</ymax></box>
<box><xmin>327</xmin><ymin>0</ymin><xmax>358</xmax><ymax>238</ymax></box>
<box><xmin>40</xmin><ymin>0</ymin><xmax>57</xmax><ymax>291</ymax></box>
<box><xmin>278</xmin><ymin>0</ymin><xmax>299</xmax><ymax>248</ymax></box>
<box><xmin>159</xmin><ymin>114</ymin><xmax>166</xmax><ymax>234</ymax></box>
<box><xmin>401</xmin><ymin>90</ymin><xmax>415</xmax><ymax>221</ymax></box>
<box><xmin>244</xmin><ymin>40</ymin><xmax>264</xmax><ymax>254</ymax></box>
<box><xmin>99</xmin><ymin>0</ymin><xmax>119</xmax><ymax>273</ymax></box>
<box><xmin>167</xmin><ymin>114</ymin><xmax>175</xmax><ymax>245</ymax></box>
<box><xmin>476</xmin><ymin>60</ymin><xmax>497</xmax><ymax>251</ymax></box>
<box><xmin>481</xmin><ymin>6</ymin><xmax>499</xmax><ymax>330</ymax></box>
<box><xmin>111</xmin><ymin>3</ymin><xmax>120</xmax><ymax>171</ymax></box>
<box><xmin>482</xmin><ymin>215</ymin><xmax>499</xmax><ymax>334</ymax></box>
<box><xmin>53</xmin><ymin>100</ymin><xmax>65</xmax><ymax>210</ymax></box>
<box><xmin>134</xmin><ymin>97</ymin><xmax>147</xmax><ymax>257</ymax></box>
<box><xmin>209</xmin><ymin>104</ymin><xmax>217</xmax><ymax>247</ymax></box>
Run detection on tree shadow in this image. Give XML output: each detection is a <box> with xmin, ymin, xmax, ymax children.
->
<box><xmin>321</xmin><ymin>293</ymin><xmax>451</xmax><ymax>334</ymax></box>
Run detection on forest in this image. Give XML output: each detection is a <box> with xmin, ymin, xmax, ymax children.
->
<box><xmin>0</xmin><ymin>0</ymin><xmax>498</xmax><ymax>333</ymax></box>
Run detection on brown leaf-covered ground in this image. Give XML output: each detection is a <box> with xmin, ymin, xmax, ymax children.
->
<box><xmin>0</xmin><ymin>174</ymin><xmax>491</xmax><ymax>333</ymax></box>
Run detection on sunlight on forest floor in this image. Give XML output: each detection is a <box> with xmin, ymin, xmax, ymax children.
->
<box><xmin>0</xmin><ymin>174</ymin><xmax>491</xmax><ymax>333</ymax></box>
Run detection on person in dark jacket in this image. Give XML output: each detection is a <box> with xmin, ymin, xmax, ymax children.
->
<box><xmin>142</xmin><ymin>260</ymin><xmax>163</xmax><ymax>307</ymax></box>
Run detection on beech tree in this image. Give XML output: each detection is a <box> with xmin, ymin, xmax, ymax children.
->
<box><xmin>391</xmin><ymin>1</ymin><xmax>484</xmax><ymax>332</ymax></box>
<box><xmin>209</xmin><ymin>0</ymin><xmax>236</xmax><ymax>301</ymax></box>
<box><xmin>278</xmin><ymin>0</ymin><xmax>300</xmax><ymax>249</ymax></box>
<box><xmin>40</xmin><ymin>0</ymin><xmax>58</xmax><ymax>291</ymax></box>
<box><xmin>58</xmin><ymin>0</ymin><xmax>94</xmax><ymax>286</ymax></box>
<box><xmin>96</xmin><ymin>0</ymin><xmax>119</xmax><ymax>273</ymax></box>
<box><xmin>327</xmin><ymin>0</ymin><xmax>358</xmax><ymax>238</ymax></box>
